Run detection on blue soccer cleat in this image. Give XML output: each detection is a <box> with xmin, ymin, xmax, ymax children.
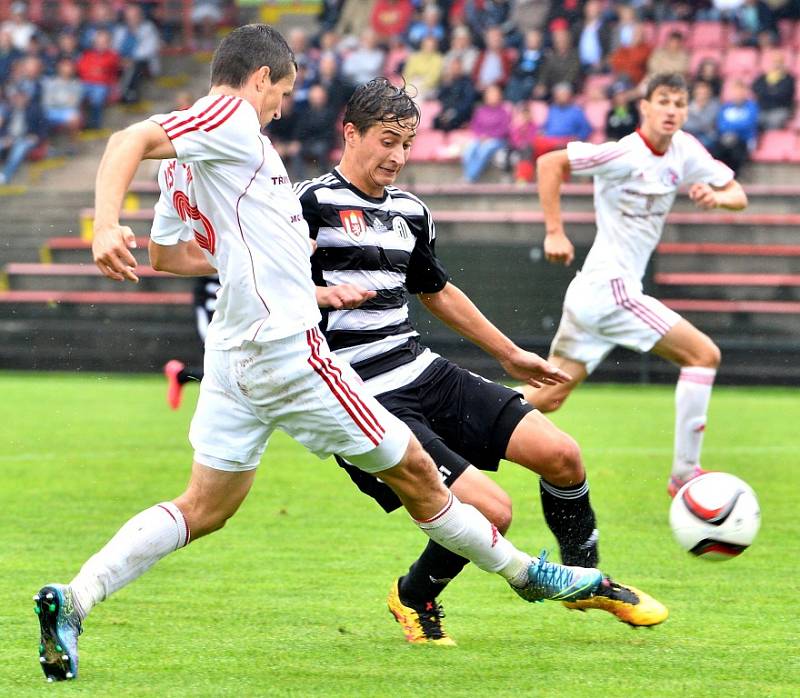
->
<box><xmin>511</xmin><ymin>550</ymin><xmax>603</xmax><ymax>603</ymax></box>
<box><xmin>34</xmin><ymin>584</ymin><xmax>82</xmax><ymax>681</ymax></box>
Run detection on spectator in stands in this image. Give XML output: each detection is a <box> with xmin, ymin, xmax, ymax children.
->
<box><xmin>472</xmin><ymin>25</ymin><xmax>516</xmax><ymax>92</ymax></box>
<box><xmin>59</xmin><ymin>2</ymin><xmax>85</xmax><ymax>43</ymax></box>
<box><xmin>751</xmin><ymin>49</ymin><xmax>795</xmax><ymax>130</ymax></box>
<box><xmin>370</xmin><ymin>0</ymin><xmax>415</xmax><ymax>46</ymax></box>
<box><xmin>0</xmin><ymin>29</ymin><xmax>22</xmax><ymax>85</ymax></box>
<box><xmin>461</xmin><ymin>83</ymin><xmax>511</xmax><ymax>182</ymax></box>
<box><xmin>732</xmin><ymin>0</ymin><xmax>777</xmax><ymax>46</ymax></box>
<box><xmin>402</xmin><ymin>35</ymin><xmax>443</xmax><ymax>100</ymax></box>
<box><xmin>53</xmin><ymin>31</ymin><xmax>81</xmax><ymax>67</ymax></box>
<box><xmin>509</xmin><ymin>0</ymin><xmax>551</xmax><ymax>38</ymax></box>
<box><xmin>693</xmin><ymin>57</ymin><xmax>723</xmax><ymax>97</ymax></box>
<box><xmin>317</xmin><ymin>0</ymin><xmax>346</xmax><ymax>34</ymax></box>
<box><xmin>81</xmin><ymin>2</ymin><xmax>116</xmax><ymax>53</ymax></box>
<box><xmin>646</xmin><ymin>30</ymin><xmax>689</xmax><ymax>78</ymax></box>
<box><xmin>315</xmin><ymin>51</ymin><xmax>354</xmax><ymax>114</ymax></box>
<box><xmin>383</xmin><ymin>33</ymin><xmax>409</xmax><ymax>82</ymax></box>
<box><xmin>609</xmin><ymin>3</ymin><xmax>639</xmax><ymax>50</ymax></box>
<box><xmin>341</xmin><ymin>28</ymin><xmax>385</xmax><ymax>86</ymax></box>
<box><xmin>534</xmin><ymin>82</ymin><xmax>592</xmax><ymax>159</ymax></box>
<box><xmin>505</xmin><ymin>101</ymin><xmax>538</xmax><ymax>182</ymax></box>
<box><xmin>545</xmin><ymin>0</ymin><xmax>584</xmax><ymax>28</ymax></box>
<box><xmin>8</xmin><ymin>55</ymin><xmax>42</xmax><ymax>102</ymax></box>
<box><xmin>290</xmin><ymin>83</ymin><xmax>338</xmax><ymax>180</ymax></box>
<box><xmin>406</xmin><ymin>4</ymin><xmax>446</xmax><ymax>50</ymax></box>
<box><xmin>534</xmin><ymin>19</ymin><xmax>581</xmax><ymax>99</ymax></box>
<box><xmin>335</xmin><ymin>0</ymin><xmax>371</xmax><ymax>41</ymax></box>
<box><xmin>287</xmin><ymin>28</ymin><xmax>314</xmax><ymax>74</ymax></box>
<box><xmin>266</xmin><ymin>95</ymin><xmax>301</xmax><ymax>176</ymax></box>
<box><xmin>604</xmin><ymin>79</ymin><xmax>639</xmax><ymax>141</ymax></box>
<box><xmin>504</xmin><ymin>28</ymin><xmax>543</xmax><ymax>103</ymax></box>
<box><xmin>444</xmin><ymin>24</ymin><xmax>479</xmax><ymax>75</ymax></box>
<box><xmin>1</xmin><ymin>2</ymin><xmax>37</xmax><ymax>52</ymax></box>
<box><xmin>576</xmin><ymin>0</ymin><xmax>612</xmax><ymax>74</ymax></box>
<box><xmin>0</xmin><ymin>87</ymin><xmax>46</xmax><ymax>184</ymax></box>
<box><xmin>464</xmin><ymin>0</ymin><xmax>514</xmax><ymax>39</ymax></box>
<box><xmin>192</xmin><ymin>1</ymin><xmax>225</xmax><ymax>51</ymax></box>
<box><xmin>41</xmin><ymin>57</ymin><xmax>82</xmax><ymax>153</ymax></box>
<box><xmin>608</xmin><ymin>22</ymin><xmax>652</xmax><ymax>86</ymax></box>
<box><xmin>433</xmin><ymin>55</ymin><xmax>477</xmax><ymax>132</ymax></box>
<box><xmin>714</xmin><ymin>79</ymin><xmax>759</xmax><ymax>173</ymax></box>
<box><xmin>113</xmin><ymin>4</ymin><xmax>160</xmax><ymax>104</ymax></box>
<box><xmin>684</xmin><ymin>80</ymin><xmax>720</xmax><ymax>149</ymax></box>
<box><xmin>76</xmin><ymin>29</ymin><xmax>120</xmax><ymax>130</ymax></box>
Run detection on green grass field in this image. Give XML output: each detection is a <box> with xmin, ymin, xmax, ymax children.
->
<box><xmin>1</xmin><ymin>372</ymin><xmax>798</xmax><ymax>697</ymax></box>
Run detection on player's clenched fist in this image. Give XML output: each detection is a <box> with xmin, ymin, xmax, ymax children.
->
<box><xmin>315</xmin><ymin>283</ymin><xmax>377</xmax><ymax>310</ymax></box>
<box><xmin>543</xmin><ymin>229</ymin><xmax>575</xmax><ymax>266</ymax></box>
<box><xmin>92</xmin><ymin>223</ymin><xmax>139</xmax><ymax>282</ymax></box>
<box><xmin>688</xmin><ymin>182</ymin><xmax>718</xmax><ymax>210</ymax></box>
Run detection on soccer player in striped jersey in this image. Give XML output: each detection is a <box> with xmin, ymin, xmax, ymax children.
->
<box><xmin>297</xmin><ymin>78</ymin><xmax>668</xmax><ymax>645</ymax></box>
<box><xmin>517</xmin><ymin>73</ymin><xmax>748</xmax><ymax>497</ymax></box>
<box><xmin>34</xmin><ymin>26</ymin><xmax>606</xmax><ymax>682</ymax></box>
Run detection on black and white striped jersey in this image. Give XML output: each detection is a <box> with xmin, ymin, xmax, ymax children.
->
<box><xmin>296</xmin><ymin>168</ymin><xmax>449</xmax><ymax>387</ymax></box>
<box><xmin>193</xmin><ymin>274</ymin><xmax>220</xmax><ymax>343</ymax></box>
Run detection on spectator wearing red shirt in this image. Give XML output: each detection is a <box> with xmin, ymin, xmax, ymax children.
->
<box><xmin>76</xmin><ymin>29</ymin><xmax>120</xmax><ymax>129</ymax></box>
<box><xmin>608</xmin><ymin>23</ymin><xmax>652</xmax><ymax>87</ymax></box>
<box><xmin>370</xmin><ymin>0</ymin><xmax>414</xmax><ymax>46</ymax></box>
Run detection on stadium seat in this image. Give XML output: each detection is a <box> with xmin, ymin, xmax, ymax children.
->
<box><xmin>655</xmin><ymin>21</ymin><xmax>690</xmax><ymax>46</ymax></box>
<box><xmin>792</xmin><ymin>21</ymin><xmax>800</xmax><ymax>49</ymax></box>
<box><xmin>418</xmin><ymin>100</ymin><xmax>442</xmax><ymax>131</ymax></box>
<box><xmin>584</xmin><ymin>100</ymin><xmax>609</xmax><ymax>134</ymax></box>
<box><xmin>751</xmin><ymin>130</ymin><xmax>797</xmax><ymax>163</ymax></box>
<box><xmin>777</xmin><ymin>19</ymin><xmax>796</xmax><ymax>46</ymax></box>
<box><xmin>583</xmin><ymin>74</ymin><xmax>615</xmax><ymax>101</ymax></box>
<box><xmin>722</xmin><ymin>48</ymin><xmax>760</xmax><ymax>78</ymax></box>
<box><xmin>689</xmin><ymin>48</ymin><xmax>724</xmax><ymax>75</ymax></box>
<box><xmin>640</xmin><ymin>22</ymin><xmax>656</xmax><ymax>45</ymax></box>
<box><xmin>411</xmin><ymin>129</ymin><xmax>446</xmax><ymax>161</ymax></box>
<box><xmin>528</xmin><ymin>100</ymin><xmax>549</xmax><ymax>125</ymax></box>
<box><xmin>758</xmin><ymin>48</ymin><xmax>794</xmax><ymax>73</ymax></box>
<box><xmin>688</xmin><ymin>22</ymin><xmax>728</xmax><ymax>50</ymax></box>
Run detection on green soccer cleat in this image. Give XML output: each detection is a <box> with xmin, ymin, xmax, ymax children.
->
<box><xmin>511</xmin><ymin>550</ymin><xmax>603</xmax><ymax>603</ymax></box>
<box><xmin>34</xmin><ymin>584</ymin><xmax>82</xmax><ymax>681</ymax></box>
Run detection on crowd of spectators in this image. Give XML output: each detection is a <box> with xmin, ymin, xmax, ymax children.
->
<box><xmin>0</xmin><ymin>1</ymin><xmax>161</xmax><ymax>185</ymax></box>
<box><xmin>266</xmin><ymin>0</ymin><xmax>800</xmax><ymax>182</ymax></box>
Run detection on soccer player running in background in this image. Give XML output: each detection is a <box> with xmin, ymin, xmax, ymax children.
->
<box><xmin>297</xmin><ymin>78</ymin><xmax>667</xmax><ymax>646</ymax></box>
<box><xmin>518</xmin><ymin>73</ymin><xmax>748</xmax><ymax>498</ymax></box>
<box><xmin>163</xmin><ymin>274</ymin><xmax>219</xmax><ymax>409</ymax></box>
<box><xmin>34</xmin><ymin>25</ymin><xmax>606</xmax><ymax>683</ymax></box>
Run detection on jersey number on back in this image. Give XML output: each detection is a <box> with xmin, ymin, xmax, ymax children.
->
<box><xmin>173</xmin><ymin>190</ymin><xmax>217</xmax><ymax>255</ymax></box>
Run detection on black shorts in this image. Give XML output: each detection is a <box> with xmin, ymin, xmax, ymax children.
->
<box><xmin>336</xmin><ymin>357</ymin><xmax>535</xmax><ymax>513</ymax></box>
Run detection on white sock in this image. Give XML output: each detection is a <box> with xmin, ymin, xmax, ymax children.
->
<box><xmin>673</xmin><ymin>367</ymin><xmax>716</xmax><ymax>479</ymax></box>
<box><xmin>69</xmin><ymin>502</ymin><xmax>190</xmax><ymax>618</ymax></box>
<box><xmin>415</xmin><ymin>493</ymin><xmax>531</xmax><ymax>586</ymax></box>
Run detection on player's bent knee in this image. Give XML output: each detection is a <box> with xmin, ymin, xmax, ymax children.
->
<box><xmin>543</xmin><ymin>433</ymin><xmax>585</xmax><ymax>485</ymax></box>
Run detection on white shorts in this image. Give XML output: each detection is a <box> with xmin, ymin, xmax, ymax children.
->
<box><xmin>550</xmin><ymin>274</ymin><xmax>681</xmax><ymax>374</ymax></box>
<box><xmin>190</xmin><ymin>327</ymin><xmax>411</xmax><ymax>473</ymax></box>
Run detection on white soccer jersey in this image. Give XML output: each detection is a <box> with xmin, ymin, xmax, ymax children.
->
<box><xmin>567</xmin><ymin>129</ymin><xmax>733</xmax><ymax>283</ymax></box>
<box><xmin>149</xmin><ymin>95</ymin><xmax>320</xmax><ymax>349</ymax></box>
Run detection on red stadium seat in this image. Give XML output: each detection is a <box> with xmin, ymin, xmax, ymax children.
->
<box><xmin>751</xmin><ymin>130</ymin><xmax>797</xmax><ymax>163</ymax></box>
<box><xmin>418</xmin><ymin>100</ymin><xmax>441</xmax><ymax>131</ymax></box>
<box><xmin>411</xmin><ymin>130</ymin><xmax>446</xmax><ymax>161</ymax></box>
<box><xmin>640</xmin><ymin>22</ymin><xmax>656</xmax><ymax>45</ymax></box>
<box><xmin>758</xmin><ymin>48</ymin><xmax>794</xmax><ymax>73</ymax></box>
<box><xmin>584</xmin><ymin>100</ymin><xmax>609</xmax><ymax>133</ymax></box>
<box><xmin>722</xmin><ymin>48</ymin><xmax>760</xmax><ymax>79</ymax></box>
<box><xmin>689</xmin><ymin>48</ymin><xmax>724</xmax><ymax>75</ymax></box>
<box><xmin>689</xmin><ymin>22</ymin><xmax>728</xmax><ymax>50</ymax></box>
<box><xmin>583</xmin><ymin>74</ymin><xmax>615</xmax><ymax>101</ymax></box>
<box><xmin>528</xmin><ymin>100</ymin><xmax>549</xmax><ymax>125</ymax></box>
<box><xmin>655</xmin><ymin>21</ymin><xmax>690</xmax><ymax>46</ymax></box>
<box><xmin>777</xmin><ymin>19</ymin><xmax>796</xmax><ymax>46</ymax></box>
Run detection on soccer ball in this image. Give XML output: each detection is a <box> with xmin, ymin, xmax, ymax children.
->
<box><xmin>669</xmin><ymin>472</ymin><xmax>760</xmax><ymax>561</ymax></box>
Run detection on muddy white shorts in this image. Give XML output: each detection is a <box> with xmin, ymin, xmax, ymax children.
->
<box><xmin>189</xmin><ymin>327</ymin><xmax>411</xmax><ymax>473</ymax></box>
<box><xmin>550</xmin><ymin>273</ymin><xmax>681</xmax><ymax>374</ymax></box>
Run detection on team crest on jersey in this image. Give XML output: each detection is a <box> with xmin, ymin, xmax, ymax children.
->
<box><xmin>339</xmin><ymin>209</ymin><xmax>367</xmax><ymax>241</ymax></box>
<box><xmin>660</xmin><ymin>167</ymin><xmax>679</xmax><ymax>186</ymax></box>
<box><xmin>392</xmin><ymin>216</ymin><xmax>411</xmax><ymax>239</ymax></box>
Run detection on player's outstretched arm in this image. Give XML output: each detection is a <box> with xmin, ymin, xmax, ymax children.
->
<box><xmin>149</xmin><ymin>240</ymin><xmax>217</xmax><ymax>277</ymax></box>
<box><xmin>419</xmin><ymin>282</ymin><xmax>571</xmax><ymax>387</ymax></box>
<box><xmin>92</xmin><ymin>121</ymin><xmax>176</xmax><ymax>282</ymax></box>
<box><xmin>688</xmin><ymin>180</ymin><xmax>748</xmax><ymax>211</ymax></box>
<box><xmin>316</xmin><ymin>284</ymin><xmax>376</xmax><ymax>309</ymax></box>
<box><xmin>537</xmin><ymin>149</ymin><xmax>575</xmax><ymax>266</ymax></box>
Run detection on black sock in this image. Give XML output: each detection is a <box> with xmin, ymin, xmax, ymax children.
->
<box><xmin>178</xmin><ymin>367</ymin><xmax>204</xmax><ymax>385</ymax></box>
<box><xmin>398</xmin><ymin>539</ymin><xmax>470</xmax><ymax>604</ymax></box>
<box><xmin>539</xmin><ymin>477</ymin><xmax>599</xmax><ymax>567</ymax></box>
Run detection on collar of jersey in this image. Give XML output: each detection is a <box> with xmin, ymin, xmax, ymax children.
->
<box><xmin>333</xmin><ymin>166</ymin><xmax>389</xmax><ymax>204</ymax></box>
<box><xmin>635</xmin><ymin>128</ymin><xmax>668</xmax><ymax>157</ymax></box>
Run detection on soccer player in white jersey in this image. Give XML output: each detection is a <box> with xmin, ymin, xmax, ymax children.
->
<box><xmin>298</xmin><ymin>78</ymin><xmax>668</xmax><ymax>644</ymax></box>
<box><xmin>33</xmin><ymin>25</ymin><xmax>605</xmax><ymax>682</ymax></box>
<box><xmin>518</xmin><ymin>73</ymin><xmax>748</xmax><ymax>497</ymax></box>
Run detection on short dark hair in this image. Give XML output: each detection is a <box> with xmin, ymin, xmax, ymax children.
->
<box><xmin>644</xmin><ymin>73</ymin><xmax>688</xmax><ymax>99</ymax></box>
<box><xmin>342</xmin><ymin>78</ymin><xmax>420</xmax><ymax>135</ymax></box>
<box><xmin>210</xmin><ymin>24</ymin><xmax>296</xmax><ymax>88</ymax></box>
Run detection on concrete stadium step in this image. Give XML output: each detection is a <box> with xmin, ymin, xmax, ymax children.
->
<box><xmin>663</xmin><ymin>298</ymin><xmax>800</xmax><ymax>334</ymax></box>
<box><xmin>655</xmin><ymin>272</ymin><xmax>800</xmax><ymax>301</ymax></box>
<box><xmin>655</xmin><ymin>242</ymin><xmax>800</xmax><ymax>274</ymax></box>
<box><xmin>3</xmin><ymin>263</ymin><xmax>193</xmax><ymax>293</ymax></box>
<box><xmin>40</xmin><ymin>237</ymin><xmax>150</xmax><ymax>264</ymax></box>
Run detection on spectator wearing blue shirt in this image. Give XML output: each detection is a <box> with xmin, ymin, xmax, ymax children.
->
<box><xmin>0</xmin><ymin>88</ymin><xmax>47</xmax><ymax>184</ymax></box>
<box><xmin>504</xmin><ymin>28</ymin><xmax>542</xmax><ymax>103</ymax></box>
<box><xmin>714</xmin><ymin>79</ymin><xmax>759</xmax><ymax>174</ymax></box>
<box><xmin>406</xmin><ymin>4</ymin><xmax>445</xmax><ymax>49</ymax></box>
<box><xmin>532</xmin><ymin>82</ymin><xmax>592</xmax><ymax>162</ymax></box>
